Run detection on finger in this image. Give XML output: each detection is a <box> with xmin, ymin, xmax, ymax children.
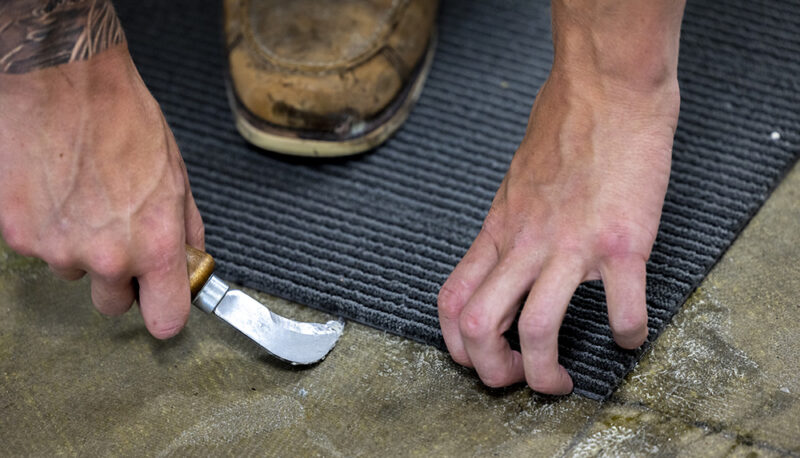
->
<box><xmin>458</xmin><ymin>255</ymin><xmax>537</xmax><ymax>388</ymax></box>
<box><xmin>90</xmin><ymin>274</ymin><xmax>136</xmax><ymax>316</ymax></box>
<box><xmin>137</xmin><ymin>242</ymin><xmax>191</xmax><ymax>339</ymax></box>
<box><xmin>518</xmin><ymin>259</ymin><xmax>583</xmax><ymax>395</ymax></box>
<box><xmin>183</xmin><ymin>170</ymin><xmax>205</xmax><ymax>250</ymax></box>
<box><xmin>44</xmin><ymin>244</ymin><xmax>85</xmax><ymax>280</ymax></box>
<box><xmin>49</xmin><ymin>265</ymin><xmax>86</xmax><ymax>281</ymax></box>
<box><xmin>599</xmin><ymin>256</ymin><xmax>649</xmax><ymax>349</ymax></box>
<box><xmin>438</xmin><ymin>229</ymin><xmax>499</xmax><ymax>367</ymax></box>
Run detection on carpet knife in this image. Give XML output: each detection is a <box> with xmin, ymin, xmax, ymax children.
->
<box><xmin>185</xmin><ymin>245</ymin><xmax>343</xmax><ymax>365</ymax></box>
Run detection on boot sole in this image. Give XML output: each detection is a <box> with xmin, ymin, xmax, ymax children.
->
<box><xmin>226</xmin><ymin>31</ymin><xmax>437</xmax><ymax>157</ymax></box>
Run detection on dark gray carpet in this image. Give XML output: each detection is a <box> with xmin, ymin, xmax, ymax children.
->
<box><xmin>115</xmin><ymin>0</ymin><xmax>800</xmax><ymax>400</ymax></box>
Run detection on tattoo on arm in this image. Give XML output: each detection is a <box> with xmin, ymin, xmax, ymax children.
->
<box><xmin>0</xmin><ymin>0</ymin><xmax>126</xmax><ymax>74</ymax></box>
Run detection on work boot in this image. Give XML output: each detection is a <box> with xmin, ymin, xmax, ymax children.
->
<box><xmin>223</xmin><ymin>0</ymin><xmax>438</xmax><ymax>157</ymax></box>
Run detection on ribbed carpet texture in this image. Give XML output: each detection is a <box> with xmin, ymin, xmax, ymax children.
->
<box><xmin>115</xmin><ymin>0</ymin><xmax>800</xmax><ymax>399</ymax></box>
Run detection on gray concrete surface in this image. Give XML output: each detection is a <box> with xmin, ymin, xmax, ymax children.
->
<box><xmin>1</xmin><ymin>161</ymin><xmax>799</xmax><ymax>456</ymax></box>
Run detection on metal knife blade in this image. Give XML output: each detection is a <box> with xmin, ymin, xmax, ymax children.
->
<box><xmin>186</xmin><ymin>246</ymin><xmax>343</xmax><ymax>365</ymax></box>
<box><xmin>215</xmin><ymin>289</ymin><xmax>344</xmax><ymax>365</ymax></box>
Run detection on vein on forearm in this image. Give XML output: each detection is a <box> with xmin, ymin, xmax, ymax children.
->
<box><xmin>0</xmin><ymin>0</ymin><xmax>125</xmax><ymax>74</ymax></box>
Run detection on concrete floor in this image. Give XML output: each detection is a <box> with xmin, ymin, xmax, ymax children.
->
<box><xmin>1</xmin><ymin>162</ymin><xmax>799</xmax><ymax>456</ymax></box>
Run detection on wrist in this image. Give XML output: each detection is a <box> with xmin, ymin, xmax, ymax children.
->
<box><xmin>551</xmin><ymin>0</ymin><xmax>685</xmax><ymax>96</ymax></box>
<box><xmin>0</xmin><ymin>0</ymin><xmax>126</xmax><ymax>75</ymax></box>
<box><xmin>0</xmin><ymin>44</ymin><xmax>136</xmax><ymax>102</ymax></box>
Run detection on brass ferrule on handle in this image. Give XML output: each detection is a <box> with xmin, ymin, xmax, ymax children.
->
<box><xmin>185</xmin><ymin>245</ymin><xmax>215</xmax><ymax>298</ymax></box>
<box><xmin>185</xmin><ymin>245</ymin><xmax>229</xmax><ymax>314</ymax></box>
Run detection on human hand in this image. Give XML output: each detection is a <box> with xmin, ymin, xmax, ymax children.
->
<box><xmin>437</xmin><ymin>62</ymin><xmax>681</xmax><ymax>393</ymax></box>
<box><xmin>0</xmin><ymin>45</ymin><xmax>204</xmax><ymax>338</ymax></box>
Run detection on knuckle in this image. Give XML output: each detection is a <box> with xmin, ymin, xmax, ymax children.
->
<box><xmin>42</xmin><ymin>237</ymin><xmax>74</xmax><ymax>263</ymax></box>
<box><xmin>611</xmin><ymin>311</ymin><xmax>647</xmax><ymax>338</ymax></box>
<box><xmin>150</xmin><ymin>226</ymin><xmax>182</xmax><ymax>252</ymax></box>
<box><xmin>458</xmin><ymin>309</ymin><xmax>491</xmax><ymax>341</ymax></box>
<box><xmin>449</xmin><ymin>351</ymin><xmax>471</xmax><ymax>368</ymax></box>
<box><xmin>554</xmin><ymin>233</ymin><xmax>583</xmax><ymax>255</ymax></box>
<box><xmin>1</xmin><ymin>223</ymin><xmax>34</xmax><ymax>255</ymax></box>
<box><xmin>91</xmin><ymin>298</ymin><xmax>112</xmax><ymax>316</ymax></box>
<box><xmin>480</xmin><ymin>213</ymin><xmax>504</xmax><ymax>246</ymax></box>
<box><xmin>598</xmin><ymin>232</ymin><xmax>632</xmax><ymax>258</ymax></box>
<box><xmin>46</xmin><ymin>249</ymin><xmax>77</xmax><ymax>271</ymax></box>
<box><xmin>595</xmin><ymin>224</ymin><xmax>648</xmax><ymax>260</ymax></box>
<box><xmin>480</xmin><ymin>371</ymin><xmax>512</xmax><ymax>389</ymax></box>
<box><xmin>145</xmin><ymin>231</ymin><xmax>184</xmax><ymax>269</ymax></box>
<box><xmin>527</xmin><ymin>374</ymin><xmax>560</xmax><ymax>394</ymax></box>
<box><xmin>93</xmin><ymin>305</ymin><xmax>115</xmax><ymax>317</ymax></box>
<box><xmin>93</xmin><ymin>298</ymin><xmax>130</xmax><ymax>317</ymax></box>
<box><xmin>89</xmin><ymin>250</ymin><xmax>129</xmax><ymax>280</ymax></box>
<box><xmin>518</xmin><ymin>314</ymin><xmax>556</xmax><ymax>343</ymax></box>
<box><xmin>437</xmin><ymin>283</ymin><xmax>465</xmax><ymax>319</ymax></box>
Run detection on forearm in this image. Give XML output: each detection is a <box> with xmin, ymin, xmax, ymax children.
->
<box><xmin>551</xmin><ymin>0</ymin><xmax>686</xmax><ymax>93</ymax></box>
<box><xmin>0</xmin><ymin>0</ymin><xmax>125</xmax><ymax>74</ymax></box>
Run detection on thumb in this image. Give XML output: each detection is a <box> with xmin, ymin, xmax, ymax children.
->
<box><xmin>137</xmin><ymin>241</ymin><xmax>191</xmax><ymax>339</ymax></box>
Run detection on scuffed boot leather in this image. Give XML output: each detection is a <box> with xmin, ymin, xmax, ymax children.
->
<box><xmin>225</xmin><ymin>0</ymin><xmax>438</xmax><ymax>156</ymax></box>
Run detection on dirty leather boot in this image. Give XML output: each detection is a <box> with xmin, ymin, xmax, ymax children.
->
<box><xmin>224</xmin><ymin>0</ymin><xmax>439</xmax><ymax>157</ymax></box>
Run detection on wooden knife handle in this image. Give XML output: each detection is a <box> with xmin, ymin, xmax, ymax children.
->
<box><xmin>185</xmin><ymin>245</ymin><xmax>215</xmax><ymax>298</ymax></box>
